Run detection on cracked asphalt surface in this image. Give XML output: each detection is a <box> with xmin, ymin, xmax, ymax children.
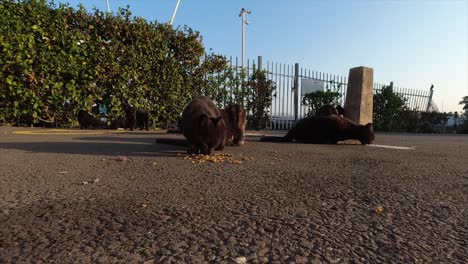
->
<box><xmin>0</xmin><ymin>127</ymin><xmax>467</xmax><ymax>263</ymax></box>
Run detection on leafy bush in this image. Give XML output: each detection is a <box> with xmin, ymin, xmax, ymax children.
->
<box><xmin>373</xmin><ymin>85</ymin><xmax>452</xmax><ymax>133</ymax></box>
<box><xmin>393</xmin><ymin>110</ymin><xmax>420</xmax><ymax>133</ymax></box>
<box><xmin>377</xmin><ymin>109</ymin><xmax>449</xmax><ymax>133</ymax></box>
<box><xmin>196</xmin><ymin>54</ymin><xmax>237</xmax><ymax>109</ymax></box>
<box><xmin>245</xmin><ymin>69</ymin><xmax>276</xmax><ymax>130</ymax></box>
<box><xmin>462</xmin><ymin>113</ymin><xmax>468</xmax><ymax>134</ymax></box>
<box><xmin>417</xmin><ymin>111</ymin><xmax>449</xmax><ymax>133</ymax></box>
<box><xmin>459</xmin><ymin>96</ymin><xmax>468</xmax><ymax>134</ymax></box>
<box><xmin>373</xmin><ymin>85</ymin><xmax>408</xmax><ymax>131</ymax></box>
<box><xmin>459</xmin><ymin>96</ymin><xmax>468</xmax><ymax>112</ymax></box>
<box><xmin>0</xmin><ymin>0</ymin><xmax>231</xmax><ymax>127</ymax></box>
<box><xmin>302</xmin><ymin>90</ymin><xmax>341</xmax><ymax>117</ymax></box>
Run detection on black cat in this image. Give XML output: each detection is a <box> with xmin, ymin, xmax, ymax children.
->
<box><xmin>336</xmin><ymin>105</ymin><xmax>345</xmax><ymax>116</ymax></box>
<box><xmin>136</xmin><ymin>109</ymin><xmax>150</xmax><ymax>131</ymax></box>
<box><xmin>316</xmin><ymin>105</ymin><xmax>345</xmax><ymax>117</ymax></box>
<box><xmin>77</xmin><ymin>110</ymin><xmax>101</xmax><ymax>129</ymax></box>
<box><xmin>110</xmin><ymin>117</ymin><xmax>128</xmax><ymax>129</ymax></box>
<box><xmin>181</xmin><ymin>96</ymin><xmax>226</xmax><ymax>154</ymax></box>
<box><xmin>123</xmin><ymin>105</ymin><xmax>150</xmax><ymax>131</ymax></box>
<box><xmin>159</xmin><ymin>104</ymin><xmax>246</xmax><ymax>149</ymax></box>
<box><xmin>166</xmin><ymin>104</ymin><xmax>247</xmax><ymax>144</ymax></box>
<box><xmin>260</xmin><ymin>115</ymin><xmax>374</xmax><ymax>145</ymax></box>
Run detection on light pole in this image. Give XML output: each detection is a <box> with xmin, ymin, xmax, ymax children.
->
<box><xmin>170</xmin><ymin>0</ymin><xmax>182</xmax><ymax>25</ymax></box>
<box><xmin>239</xmin><ymin>8</ymin><xmax>251</xmax><ymax>70</ymax></box>
<box><xmin>106</xmin><ymin>0</ymin><xmax>110</xmax><ymax>13</ymax></box>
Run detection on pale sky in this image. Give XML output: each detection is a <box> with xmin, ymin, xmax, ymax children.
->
<box><xmin>57</xmin><ymin>0</ymin><xmax>467</xmax><ymax>113</ymax></box>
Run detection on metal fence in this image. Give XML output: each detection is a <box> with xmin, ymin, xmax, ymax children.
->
<box><xmin>225</xmin><ymin>56</ymin><xmax>436</xmax><ymax>130</ymax></box>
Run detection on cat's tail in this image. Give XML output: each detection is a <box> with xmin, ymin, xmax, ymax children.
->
<box><xmin>260</xmin><ymin>136</ymin><xmax>289</xmax><ymax>142</ymax></box>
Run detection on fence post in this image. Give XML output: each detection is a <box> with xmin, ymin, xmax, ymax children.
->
<box><xmin>426</xmin><ymin>84</ymin><xmax>434</xmax><ymax>112</ymax></box>
<box><xmin>294</xmin><ymin>63</ymin><xmax>299</xmax><ymax>121</ymax></box>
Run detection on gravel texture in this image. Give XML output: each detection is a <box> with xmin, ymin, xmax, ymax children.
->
<box><xmin>0</xmin><ymin>127</ymin><xmax>467</xmax><ymax>263</ymax></box>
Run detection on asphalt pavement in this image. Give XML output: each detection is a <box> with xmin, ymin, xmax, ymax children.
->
<box><xmin>0</xmin><ymin>127</ymin><xmax>467</xmax><ymax>263</ymax></box>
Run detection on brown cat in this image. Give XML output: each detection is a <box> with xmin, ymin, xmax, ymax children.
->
<box><xmin>222</xmin><ymin>104</ymin><xmax>247</xmax><ymax>146</ymax></box>
<box><xmin>260</xmin><ymin>115</ymin><xmax>374</xmax><ymax>145</ymax></box>
<box><xmin>182</xmin><ymin>96</ymin><xmax>227</xmax><ymax>154</ymax></box>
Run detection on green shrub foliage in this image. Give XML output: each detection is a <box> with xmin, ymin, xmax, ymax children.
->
<box><xmin>373</xmin><ymin>85</ymin><xmax>450</xmax><ymax>133</ymax></box>
<box><xmin>459</xmin><ymin>96</ymin><xmax>468</xmax><ymax>133</ymax></box>
<box><xmin>0</xmin><ymin>0</ymin><xmax>231</xmax><ymax>127</ymax></box>
<box><xmin>246</xmin><ymin>69</ymin><xmax>276</xmax><ymax>130</ymax></box>
<box><xmin>462</xmin><ymin>114</ymin><xmax>468</xmax><ymax>134</ymax></box>
<box><xmin>302</xmin><ymin>90</ymin><xmax>341</xmax><ymax>117</ymax></box>
<box><xmin>373</xmin><ymin>85</ymin><xmax>408</xmax><ymax>131</ymax></box>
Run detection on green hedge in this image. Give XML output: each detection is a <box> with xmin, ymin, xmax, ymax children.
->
<box><xmin>0</xmin><ymin>0</ymin><xmax>233</xmax><ymax>127</ymax></box>
<box><xmin>373</xmin><ymin>85</ymin><xmax>451</xmax><ymax>133</ymax></box>
<box><xmin>302</xmin><ymin>90</ymin><xmax>342</xmax><ymax>117</ymax></box>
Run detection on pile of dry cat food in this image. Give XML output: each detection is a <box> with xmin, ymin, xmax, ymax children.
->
<box><xmin>179</xmin><ymin>153</ymin><xmax>254</xmax><ymax>164</ymax></box>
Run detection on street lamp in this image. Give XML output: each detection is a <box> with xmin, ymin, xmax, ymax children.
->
<box><xmin>170</xmin><ymin>0</ymin><xmax>182</xmax><ymax>25</ymax></box>
<box><xmin>239</xmin><ymin>8</ymin><xmax>251</xmax><ymax>70</ymax></box>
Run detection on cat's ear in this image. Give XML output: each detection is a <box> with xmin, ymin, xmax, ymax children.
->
<box><xmin>198</xmin><ymin>114</ymin><xmax>209</xmax><ymax>127</ymax></box>
<box><xmin>210</xmin><ymin>116</ymin><xmax>222</xmax><ymax>125</ymax></box>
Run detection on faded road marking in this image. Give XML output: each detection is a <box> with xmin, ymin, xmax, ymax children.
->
<box><xmin>13</xmin><ymin>129</ymin><xmax>126</xmax><ymax>135</ymax></box>
<box><xmin>368</xmin><ymin>144</ymin><xmax>415</xmax><ymax>150</ymax></box>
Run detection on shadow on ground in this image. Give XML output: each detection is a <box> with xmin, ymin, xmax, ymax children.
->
<box><xmin>0</xmin><ymin>134</ymin><xmax>262</xmax><ymax>157</ymax></box>
<box><xmin>0</xmin><ymin>139</ymin><xmax>185</xmax><ymax>157</ymax></box>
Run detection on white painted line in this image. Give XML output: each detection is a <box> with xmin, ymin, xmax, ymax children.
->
<box><xmin>245</xmin><ymin>133</ymin><xmax>267</xmax><ymax>136</ymax></box>
<box><xmin>368</xmin><ymin>144</ymin><xmax>415</xmax><ymax>150</ymax></box>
